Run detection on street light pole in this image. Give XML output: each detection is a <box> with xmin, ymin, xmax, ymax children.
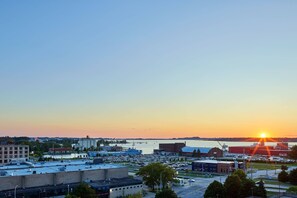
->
<box><xmin>14</xmin><ymin>185</ymin><xmax>18</xmax><ymax>198</ymax></box>
<box><xmin>159</xmin><ymin>172</ymin><xmax>163</xmax><ymax>191</ymax></box>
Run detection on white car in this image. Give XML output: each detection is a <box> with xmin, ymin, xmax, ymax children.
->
<box><xmin>188</xmin><ymin>179</ymin><xmax>195</xmax><ymax>182</ymax></box>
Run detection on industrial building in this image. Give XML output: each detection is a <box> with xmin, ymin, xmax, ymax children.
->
<box><xmin>192</xmin><ymin>160</ymin><xmax>244</xmax><ymax>173</ymax></box>
<box><xmin>154</xmin><ymin>142</ymin><xmax>186</xmax><ymax>154</ymax></box>
<box><xmin>0</xmin><ymin>144</ymin><xmax>29</xmax><ymax>165</ymax></box>
<box><xmin>181</xmin><ymin>146</ymin><xmax>223</xmax><ymax>158</ymax></box>
<box><xmin>75</xmin><ymin>136</ymin><xmax>98</xmax><ymax>150</ymax></box>
<box><xmin>0</xmin><ymin>159</ymin><xmax>142</xmax><ymax>198</ymax></box>
<box><xmin>88</xmin><ymin>148</ymin><xmax>142</xmax><ymax>157</ymax></box>
<box><xmin>228</xmin><ymin>141</ymin><xmax>290</xmax><ymax>157</ymax></box>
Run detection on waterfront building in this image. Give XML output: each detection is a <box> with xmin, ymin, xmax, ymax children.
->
<box><xmin>181</xmin><ymin>146</ymin><xmax>223</xmax><ymax>157</ymax></box>
<box><xmin>154</xmin><ymin>143</ymin><xmax>186</xmax><ymax>155</ymax></box>
<box><xmin>75</xmin><ymin>137</ymin><xmax>98</xmax><ymax>150</ymax></box>
<box><xmin>228</xmin><ymin>141</ymin><xmax>290</xmax><ymax>157</ymax></box>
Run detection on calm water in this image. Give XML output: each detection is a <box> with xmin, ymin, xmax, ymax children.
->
<box><xmin>117</xmin><ymin>139</ymin><xmax>297</xmax><ymax>154</ymax></box>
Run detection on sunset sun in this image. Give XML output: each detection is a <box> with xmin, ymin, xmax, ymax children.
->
<box><xmin>260</xmin><ymin>133</ymin><xmax>267</xmax><ymax>138</ymax></box>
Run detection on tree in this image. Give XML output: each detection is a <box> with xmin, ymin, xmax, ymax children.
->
<box><xmin>287</xmin><ymin>186</ymin><xmax>297</xmax><ymax>194</ymax></box>
<box><xmin>192</xmin><ymin>149</ymin><xmax>197</xmax><ymax>157</ymax></box>
<box><xmin>278</xmin><ymin>170</ymin><xmax>289</xmax><ymax>182</ymax></box>
<box><xmin>232</xmin><ymin>169</ymin><xmax>247</xmax><ymax>181</ymax></box>
<box><xmin>137</xmin><ymin>163</ymin><xmax>176</xmax><ymax>191</ymax></box>
<box><xmin>69</xmin><ymin>183</ymin><xmax>97</xmax><ymax>198</ymax></box>
<box><xmin>224</xmin><ymin>175</ymin><xmax>241</xmax><ymax>198</ymax></box>
<box><xmin>155</xmin><ymin>189</ymin><xmax>177</xmax><ymax>198</ymax></box>
<box><xmin>204</xmin><ymin>180</ymin><xmax>225</xmax><ymax>198</ymax></box>
<box><xmin>239</xmin><ymin>178</ymin><xmax>256</xmax><ymax>198</ymax></box>
<box><xmin>289</xmin><ymin>168</ymin><xmax>297</xmax><ymax>185</ymax></box>
<box><xmin>281</xmin><ymin>165</ymin><xmax>288</xmax><ymax>171</ymax></box>
<box><xmin>196</xmin><ymin>149</ymin><xmax>201</xmax><ymax>158</ymax></box>
<box><xmin>289</xmin><ymin>145</ymin><xmax>297</xmax><ymax>160</ymax></box>
<box><xmin>254</xmin><ymin>179</ymin><xmax>267</xmax><ymax>198</ymax></box>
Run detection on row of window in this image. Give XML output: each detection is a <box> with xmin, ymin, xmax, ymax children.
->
<box><xmin>112</xmin><ymin>185</ymin><xmax>143</xmax><ymax>192</ymax></box>
<box><xmin>0</xmin><ymin>151</ymin><xmax>28</xmax><ymax>155</ymax></box>
<box><xmin>0</xmin><ymin>150</ymin><xmax>29</xmax><ymax>154</ymax></box>
<box><xmin>0</xmin><ymin>147</ymin><xmax>29</xmax><ymax>151</ymax></box>
<box><xmin>0</xmin><ymin>154</ymin><xmax>28</xmax><ymax>159</ymax></box>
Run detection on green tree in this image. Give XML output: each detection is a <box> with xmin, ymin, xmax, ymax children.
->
<box><xmin>192</xmin><ymin>149</ymin><xmax>197</xmax><ymax>157</ymax></box>
<box><xmin>224</xmin><ymin>175</ymin><xmax>241</xmax><ymax>198</ymax></box>
<box><xmin>137</xmin><ymin>163</ymin><xmax>176</xmax><ymax>191</ymax></box>
<box><xmin>289</xmin><ymin>145</ymin><xmax>297</xmax><ymax>160</ymax></box>
<box><xmin>281</xmin><ymin>165</ymin><xmax>288</xmax><ymax>171</ymax></box>
<box><xmin>239</xmin><ymin>178</ymin><xmax>256</xmax><ymax>198</ymax></box>
<box><xmin>254</xmin><ymin>179</ymin><xmax>267</xmax><ymax>198</ymax></box>
<box><xmin>287</xmin><ymin>186</ymin><xmax>297</xmax><ymax>194</ymax></box>
<box><xmin>196</xmin><ymin>149</ymin><xmax>201</xmax><ymax>158</ymax></box>
<box><xmin>155</xmin><ymin>189</ymin><xmax>177</xmax><ymax>198</ymax></box>
<box><xmin>232</xmin><ymin>169</ymin><xmax>247</xmax><ymax>181</ymax></box>
<box><xmin>278</xmin><ymin>170</ymin><xmax>289</xmax><ymax>183</ymax></box>
<box><xmin>204</xmin><ymin>180</ymin><xmax>225</xmax><ymax>198</ymax></box>
<box><xmin>69</xmin><ymin>183</ymin><xmax>97</xmax><ymax>198</ymax></box>
<box><xmin>289</xmin><ymin>168</ymin><xmax>297</xmax><ymax>185</ymax></box>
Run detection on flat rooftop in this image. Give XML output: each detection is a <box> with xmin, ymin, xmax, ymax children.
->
<box><xmin>0</xmin><ymin>160</ymin><xmax>125</xmax><ymax>177</ymax></box>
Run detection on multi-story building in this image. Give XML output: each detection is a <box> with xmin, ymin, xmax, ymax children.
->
<box><xmin>0</xmin><ymin>144</ymin><xmax>29</xmax><ymax>165</ymax></box>
<box><xmin>76</xmin><ymin>138</ymin><xmax>98</xmax><ymax>150</ymax></box>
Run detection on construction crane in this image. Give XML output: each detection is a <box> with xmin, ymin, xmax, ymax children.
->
<box><xmin>217</xmin><ymin>141</ymin><xmax>228</xmax><ymax>156</ymax></box>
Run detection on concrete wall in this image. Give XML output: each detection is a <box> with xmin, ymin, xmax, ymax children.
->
<box><xmin>25</xmin><ymin>174</ymin><xmax>54</xmax><ymax>188</ymax></box>
<box><xmin>0</xmin><ymin>176</ymin><xmax>22</xmax><ymax>191</ymax></box>
<box><xmin>106</xmin><ymin>167</ymin><xmax>128</xmax><ymax>179</ymax></box>
<box><xmin>56</xmin><ymin>171</ymin><xmax>81</xmax><ymax>185</ymax></box>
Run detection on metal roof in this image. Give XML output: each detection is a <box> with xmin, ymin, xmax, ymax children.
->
<box><xmin>0</xmin><ymin>160</ymin><xmax>124</xmax><ymax>177</ymax></box>
<box><xmin>181</xmin><ymin>146</ymin><xmax>211</xmax><ymax>153</ymax></box>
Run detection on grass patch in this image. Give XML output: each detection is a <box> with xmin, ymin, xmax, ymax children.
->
<box><xmin>246</xmin><ymin>162</ymin><xmax>297</xmax><ymax>170</ymax></box>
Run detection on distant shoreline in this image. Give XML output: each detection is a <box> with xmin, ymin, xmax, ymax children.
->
<box><xmin>124</xmin><ymin>137</ymin><xmax>297</xmax><ymax>142</ymax></box>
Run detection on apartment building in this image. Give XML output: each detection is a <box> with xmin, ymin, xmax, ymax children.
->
<box><xmin>0</xmin><ymin>144</ymin><xmax>29</xmax><ymax>165</ymax></box>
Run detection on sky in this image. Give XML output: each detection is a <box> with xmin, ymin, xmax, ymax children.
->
<box><xmin>0</xmin><ymin>1</ymin><xmax>297</xmax><ymax>138</ymax></box>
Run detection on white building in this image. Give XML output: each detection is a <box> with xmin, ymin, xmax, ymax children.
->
<box><xmin>0</xmin><ymin>144</ymin><xmax>29</xmax><ymax>165</ymax></box>
<box><xmin>76</xmin><ymin>138</ymin><xmax>98</xmax><ymax>150</ymax></box>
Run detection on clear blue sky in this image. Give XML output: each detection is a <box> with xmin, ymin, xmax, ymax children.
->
<box><xmin>0</xmin><ymin>1</ymin><xmax>296</xmax><ymax>138</ymax></box>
